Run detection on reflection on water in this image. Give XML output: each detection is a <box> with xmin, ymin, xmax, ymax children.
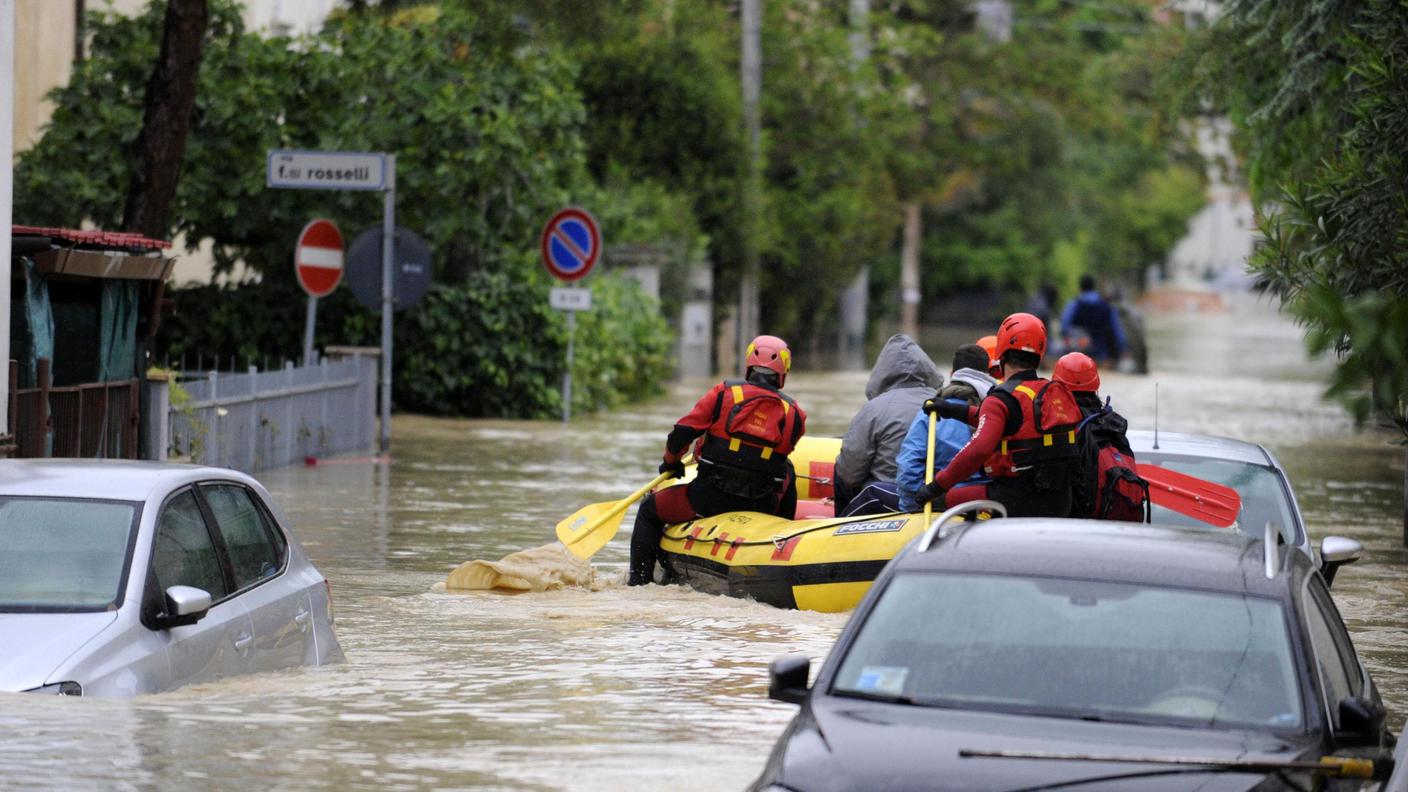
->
<box><xmin>2</xmin><ymin>293</ymin><xmax>1404</xmax><ymax>790</ymax></box>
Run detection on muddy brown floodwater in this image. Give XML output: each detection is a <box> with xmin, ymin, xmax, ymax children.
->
<box><xmin>1</xmin><ymin>293</ymin><xmax>1404</xmax><ymax>791</ymax></box>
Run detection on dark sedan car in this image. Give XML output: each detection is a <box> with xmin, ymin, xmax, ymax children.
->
<box><xmin>752</xmin><ymin>503</ymin><xmax>1393</xmax><ymax>791</ymax></box>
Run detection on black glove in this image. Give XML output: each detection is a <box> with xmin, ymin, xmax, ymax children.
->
<box><xmin>922</xmin><ymin>399</ymin><xmax>967</xmax><ymax>420</ymax></box>
<box><xmin>659</xmin><ymin>459</ymin><xmax>686</xmax><ymax>479</ymax></box>
<box><xmin>915</xmin><ymin>480</ymin><xmax>947</xmax><ymax>506</ymax></box>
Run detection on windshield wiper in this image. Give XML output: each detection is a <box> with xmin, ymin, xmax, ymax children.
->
<box><xmin>958</xmin><ymin>748</ymin><xmax>1394</xmax><ymax>792</ymax></box>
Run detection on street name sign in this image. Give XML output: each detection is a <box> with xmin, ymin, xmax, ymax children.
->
<box><xmin>540</xmin><ymin>207</ymin><xmax>600</xmax><ymax>282</ymax></box>
<box><xmin>295</xmin><ymin>219</ymin><xmax>345</xmax><ymax>298</ymax></box>
<box><xmin>267</xmin><ymin>150</ymin><xmax>387</xmax><ymax>191</ymax></box>
<box><xmin>549</xmin><ymin>287</ymin><xmax>593</xmax><ymax>312</ymax></box>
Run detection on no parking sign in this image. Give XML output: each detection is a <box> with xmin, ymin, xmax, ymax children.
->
<box><xmin>540</xmin><ymin>207</ymin><xmax>601</xmax><ymax>423</ymax></box>
<box><xmin>540</xmin><ymin>208</ymin><xmax>600</xmax><ymax>282</ymax></box>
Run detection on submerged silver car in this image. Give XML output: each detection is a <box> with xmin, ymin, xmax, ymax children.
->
<box><xmin>0</xmin><ymin>460</ymin><xmax>343</xmax><ymax>697</ymax></box>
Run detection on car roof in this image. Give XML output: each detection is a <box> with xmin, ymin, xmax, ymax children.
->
<box><xmin>0</xmin><ymin>459</ymin><xmax>254</xmax><ymax>503</ymax></box>
<box><xmin>898</xmin><ymin>518</ymin><xmax>1301</xmax><ymax>598</ymax></box>
<box><xmin>1126</xmin><ymin>430</ymin><xmax>1274</xmax><ymax>467</ymax></box>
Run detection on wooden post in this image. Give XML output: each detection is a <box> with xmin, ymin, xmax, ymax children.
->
<box><xmin>37</xmin><ymin>358</ymin><xmax>50</xmax><ymax>457</ymax></box>
<box><xmin>126</xmin><ymin>377</ymin><xmax>139</xmax><ymax>459</ymax></box>
<box><xmin>4</xmin><ymin>360</ymin><xmax>16</xmax><ymax>458</ymax></box>
<box><xmin>1402</xmin><ymin>446</ymin><xmax>1407</xmax><ymax>547</ymax></box>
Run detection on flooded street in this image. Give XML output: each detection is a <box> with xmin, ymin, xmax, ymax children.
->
<box><xmin>3</xmin><ymin>293</ymin><xmax>1405</xmax><ymax>791</ymax></box>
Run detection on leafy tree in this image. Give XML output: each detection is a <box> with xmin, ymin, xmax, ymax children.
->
<box><xmin>864</xmin><ymin>0</ymin><xmax>1204</xmax><ymax>325</ymax></box>
<box><xmin>16</xmin><ymin>0</ymin><xmax>674</xmax><ymax>417</ymax></box>
<box><xmin>1190</xmin><ymin>0</ymin><xmax>1408</xmax><ymax>437</ymax></box>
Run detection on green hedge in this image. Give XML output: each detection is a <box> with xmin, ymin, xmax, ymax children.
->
<box><xmin>155</xmin><ymin>271</ymin><xmax>674</xmax><ymax>419</ymax></box>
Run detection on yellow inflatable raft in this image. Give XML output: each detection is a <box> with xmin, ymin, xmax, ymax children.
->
<box><xmin>659</xmin><ymin>436</ymin><xmax>930</xmax><ymax>613</ymax></box>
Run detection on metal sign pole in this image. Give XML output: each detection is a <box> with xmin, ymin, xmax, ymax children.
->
<box><xmin>563</xmin><ymin>310</ymin><xmax>575</xmax><ymax>423</ymax></box>
<box><xmin>379</xmin><ymin>155</ymin><xmax>396</xmax><ymax>455</ymax></box>
<box><xmin>302</xmin><ymin>295</ymin><xmax>317</xmax><ymax>366</ymax></box>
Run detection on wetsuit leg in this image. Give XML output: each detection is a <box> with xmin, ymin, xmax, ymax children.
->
<box><xmin>775</xmin><ymin>467</ymin><xmax>798</xmax><ymax>518</ymax></box>
<box><xmin>627</xmin><ymin>484</ymin><xmax>695</xmax><ymax>586</ymax></box>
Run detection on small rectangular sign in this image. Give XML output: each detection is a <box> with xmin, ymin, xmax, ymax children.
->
<box><xmin>833</xmin><ymin>519</ymin><xmax>907</xmax><ymax>536</ymax></box>
<box><xmin>550</xmin><ymin>287</ymin><xmax>593</xmax><ymax>311</ymax></box>
<box><xmin>267</xmin><ymin>150</ymin><xmax>386</xmax><ymax>191</ymax></box>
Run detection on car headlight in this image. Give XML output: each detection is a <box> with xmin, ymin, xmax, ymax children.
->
<box><xmin>24</xmin><ymin>681</ymin><xmax>82</xmax><ymax>696</ymax></box>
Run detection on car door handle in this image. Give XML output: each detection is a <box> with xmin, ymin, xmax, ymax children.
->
<box><xmin>234</xmin><ymin>633</ymin><xmax>253</xmax><ymax>652</ymax></box>
<box><xmin>294</xmin><ymin>610</ymin><xmax>310</xmax><ymax>628</ymax></box>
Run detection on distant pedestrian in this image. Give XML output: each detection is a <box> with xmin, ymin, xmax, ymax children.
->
<box><xmin>1060</xmin><ymin>275</ymin><xmax>1126</xmax><ymax>365</ymax></box>
<box><xmin>1026</xmin><ymin>282</ymin><xmax>1059</xmax><ymax>334</ymax></box>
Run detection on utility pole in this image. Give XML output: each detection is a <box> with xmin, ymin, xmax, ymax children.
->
<box><xmin>1</xmin><ymin>0</ymin><xmax>13</xmax><ymax>442</ymax></box>
<box><xmin>738</xmin><ymin>0</ymin><xmax>761</xmax><ymax>358</ymax></box>
<box><xmin>837</xmin><ymin>0</ymin><xmax>870</xmax><ymax>368</ymax></box>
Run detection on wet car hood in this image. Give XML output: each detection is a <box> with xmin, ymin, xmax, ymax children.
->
<box><xmin>0</xmin><ymin>612</ymin><xmax>118</xmax><ymax>691</ymax></box>
<box><xmin>766</xmin><ymin>698</ymin><xmax>1313</xmax><ymax>792</ymax></box>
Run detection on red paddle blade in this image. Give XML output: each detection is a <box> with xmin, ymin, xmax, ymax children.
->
<box><xmin>1137</xmin><ymin>463</ymin><xmax>1242</xmax><ymax>528</ymax></box>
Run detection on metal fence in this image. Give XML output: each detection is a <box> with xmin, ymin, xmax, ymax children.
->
<box><xmin>151</xmin><ymin>354</ymin><xmax>378</xmax><ymax>473</ymax></box>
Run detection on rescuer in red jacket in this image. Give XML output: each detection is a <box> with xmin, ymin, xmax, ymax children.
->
<box><xmin>916</xmin><ymin>313</ymin><xmax>1084</xmax><ymax>518</ymax></box>
<box><xmin>628</xmin><ymin>335</ymin><xmax>808</xmax><ymax>586</ymax></box>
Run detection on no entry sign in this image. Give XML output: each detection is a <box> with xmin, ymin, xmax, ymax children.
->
<box><xmin>295</xmin><ymin>219</ymin><xmax>345</xmax><ymax>298</ymax></box>
<box><xmin>540</xmin><ymin>208</ymin><xmax>600</xmax><ymax>282</ymax></box>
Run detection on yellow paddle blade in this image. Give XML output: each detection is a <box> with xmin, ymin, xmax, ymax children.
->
<box><xmin>555</xmin><ymin>500</ymin><xmax>630</xmax><ymax>559</ymax></box>
<box><xmin>555</xmin><ymin>470</ymin><xmax>676</xmax><ymax>560</ymax></box>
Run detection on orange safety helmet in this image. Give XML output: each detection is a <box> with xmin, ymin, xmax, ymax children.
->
<box><xmin>976</xmin><ymin>335</ymin><xmax>1001</xmax><ymax>377</ymax></box>
<box><xmin>1053</xmin><ymin>352</ymin><xmax>1101</xmax><ymax>393</ymax></box>
<box><xmin>746</xmin><ymin>335</ymin><xmax>792</xmax><ymax>385</ymax></box>
<box><xmin>994</xmin><ymin>312</ymin><xmax>1047</xmax><ymax>362</ymax></box>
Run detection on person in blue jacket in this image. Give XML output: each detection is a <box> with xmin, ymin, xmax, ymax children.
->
<box><xmin>894</xmin><ymin>344</ymin><xmax>998</xmax><ymax>513</ymax></box>
<box><xmin>1060</xmin><ymin>275</ymin><xmax>1126</xmax><ymax>365</ymax></box>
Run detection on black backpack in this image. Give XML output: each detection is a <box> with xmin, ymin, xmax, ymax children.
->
<box><xmin>1072</xmin><ymin>402</ymin><xmax>1150</xmax><ymax>522</ymax></box>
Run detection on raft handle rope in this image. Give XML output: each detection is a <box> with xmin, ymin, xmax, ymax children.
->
<box><xmin>665</xmin><ymin>519</ymin><xmax>877</xmax><ymax>549</ymax></box>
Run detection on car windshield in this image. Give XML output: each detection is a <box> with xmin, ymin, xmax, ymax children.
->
<box><xmin>0</xmin><ymin>497</ymin><xmax>140</xmax><ymax>612</ymax></box>
<box><xmin>1138</xmin><ymin>453</ymin><xmax>1298</xmax><ymax>544</ymax></box>
<box><xmin>833</xmin><ymin>572</ymin><xmax>1303</xmax><ymax>731</ymax></box>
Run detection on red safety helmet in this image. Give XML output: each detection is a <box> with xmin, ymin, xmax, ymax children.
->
<box><xmin>746</xmin><ymin>335</ymin><xmax>792</xmax><ymax>385</ymax></box>
<box><xmin>994</xmin><ymin>312</ymin><xmax>1047</xmax><ymax>362</ymax></box>
<box><xmin>976</xmin><ymin>335</ymin><xmax>1001</xmax><ymax>376</ymax></box>
<box><xmin>1053</xmin><ymin>352</ymin><xmax>1100</xmax><ymax>393</ymax></box>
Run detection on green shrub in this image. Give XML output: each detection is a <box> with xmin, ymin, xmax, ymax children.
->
<box><xmin>154</xmin><ymin>269</ymin><xmax>672</xmax><ymax>419</ymax></box>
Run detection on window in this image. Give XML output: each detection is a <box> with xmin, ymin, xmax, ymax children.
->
<box><xmin>1137</xmin><ymin>453</ymin><xmax>1299</xmax><ymax>544</ymax></box>
<box><xmin>0</xmin><ymin>498</ymin><xmax>138</xmax><ymax>611</ymax></box>
<box><xmin>832</xmin><ymin>572</ymin><xmax>1303</xmax><ymax>731</ymax></box>
<box><xmin>1303</xmin><ymin>576</ymin><xmax>1361</xmax><ymax>724</ymax></box>
<box><xmin>202</xmin><ymin>485</ymin><xmax>282</xmax><ymax>588</ymax></box>
<box><xmin>151</xmin><ymin>490</ymin><xmax>228</xmax><ymax>599</ymax></box>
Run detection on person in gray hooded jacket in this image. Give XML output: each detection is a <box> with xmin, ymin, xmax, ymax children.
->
<box><xmin>833</xmin><ymin>334</ymin><xmax>944</xmax><ymax>516</ymax></box>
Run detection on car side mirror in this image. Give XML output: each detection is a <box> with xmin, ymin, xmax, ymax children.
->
<box><xmin>1337</xmin><ymin>695</ymin><xmax>1387</xmax><ymax>747</ymax></box>
<box><xmin>152</xmin><ymin>585</ymin><xmax>212</xmax><ymax>630</ymax></box>
<box><xmin>769</xmin><ymin>653</ymin><xmax>811</xmax><ymax>705</ymax></box>
<box><xmin>1320</xmin><ymin>536</ymin><xmax>1364</xmax><ymax>588</ymax></box>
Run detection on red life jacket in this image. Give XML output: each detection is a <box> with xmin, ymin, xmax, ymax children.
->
<box><xmin>695</xmin><ymin>379</ymin><xmax>802</xmax><ymax>479</ymax></box>
<box><xmin>983</xmin><ymin>378</ymin><xmax>1084</xmax><ymax>479</ymax></box>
